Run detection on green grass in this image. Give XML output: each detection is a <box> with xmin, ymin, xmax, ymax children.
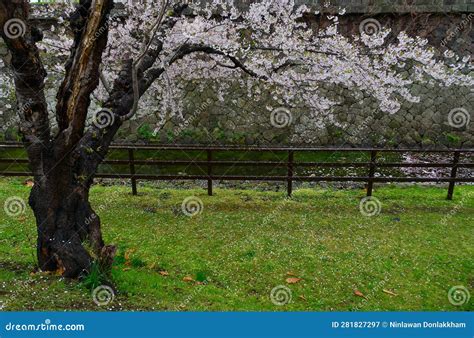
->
<box><xmin>0</xmin><ymin>178</ymin><xmax>473</xmax><ymax>311</ymax></box>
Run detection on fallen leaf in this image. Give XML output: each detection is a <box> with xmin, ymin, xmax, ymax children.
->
<box><xmin>37</xmin><ymin>271</ymin><xmax>52</xmax><ymax>276</ymax></box>
<box><xmin>159</xmin><ymin>271</ymin><xmax>169</xmax><ymax>276</ymax></box>
<box><xmin>122</xmin><ymin>267</ymin><xmax>131</xmax><ymax>271</ymax></box>
<box><xmin>354</xmin><ymin>289</ymin><xmax>367</xmax><ymax>299</ymax></box>
<box><xmin>124</xmin><ymin>248</ymin><xmax>136</xmax><ymax>266</ymax></box>
<box><xmin>23</xmin><ymin>179</ymin><xmax>34</xmax><ymax>187</ymax></box>
<box><xmin>54</xmin><ymin>266</ymin><xmax>65</xmax><ymax>276</ymax></box>
<box><xmin>286</xmin><ymin>271</ymin><xmax>297</xmax><ymax>276</ymax></box>
<box><xmin>383</xmin><ymin>289</ymin><xmax>398</xmax><ymax>296</ymax></box>
<box><xmin>183</xmin><ymin>276</ymin><xmax>194</xmax><ymax>282</ymax></box>
<box><xmin>124</xmin><ymin>248</ymin><xmax>135</xmax><ymax>261</ymax></box>
<box><xmin>286</xmin><ymin>277</ymin><xmax>302</xmax><ymax>284</ymax></box>
<box><xmin>299</xmin><ymin>294</ymin><xmax>307</xmax><ymax>301</ymax></box>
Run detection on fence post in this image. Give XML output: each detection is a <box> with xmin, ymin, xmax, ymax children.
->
<box><xmin>366</xmin><ymin>150</ymin><xmax>377</xmax><ymax>197</ymax></box>
<box><xmin>128</xmin><ymin>148</ymin><xmax>137</xmax><ymax>196</ymax></box>
<box><xmin>287</xmin><ymin>150</ymin><xmax>294</xmax><ymax>197</ymax></box>
<box><xmin>447</xmin><ymin>151</ymin><xmax>460</xmax><ymax>200</ymax></box>
<box><xmin>207</xmin><ymin>149</ymin><xmax>213</xmax><ymax>196</ymax></box>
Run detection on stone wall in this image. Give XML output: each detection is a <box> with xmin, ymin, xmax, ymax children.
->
<box><xmin>119</xmin><ymin>74</ymin><xmax>473</xmax><ymax>147</ymax></box>
<box><xmin>118</xmin><ymin>11</ymin><xmax>474</xmax><ymax>147</ymax></box>
<box><xmin>1</xmin><ymin>1</ymin><xmax>473</xmax><ymax>147</ymax></box>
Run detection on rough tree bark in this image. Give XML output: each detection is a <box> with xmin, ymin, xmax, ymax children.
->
<box><xmin>0</xmin><ymin>0</ymin><xmax>115</xmax><ymax>278</ymax></box>
<box><xmin>1</xmin><ymin>0</ymin><xmax>259</xmax><ymax>278</ymax></box>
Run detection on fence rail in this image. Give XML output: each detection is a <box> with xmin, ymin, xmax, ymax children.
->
<box><xmin>1</xmin><ymin>142</ymin><xmax>473</xmax><ymax>200</ymax></box>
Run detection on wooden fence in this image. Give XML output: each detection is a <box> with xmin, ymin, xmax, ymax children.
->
<box><xmin>0</xmin><ymin>143</ymin><xmax>473</xmax><ymax>200</ymax></box>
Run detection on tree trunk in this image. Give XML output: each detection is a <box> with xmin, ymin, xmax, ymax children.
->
<box><xmin>28</xmin><ymin>164</ymin><xmax>113</xmax><ymax>278</ymax></box>
<box><xmin>1</xmin><ymin>0</ymin><xmax>117</xmax><ymax>278</ymax></box>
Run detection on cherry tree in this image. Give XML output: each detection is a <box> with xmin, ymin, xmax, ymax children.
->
<box><xmin>0</xmin><ymin>0</ymin><xmax>472</xmax><ymax>277</ymax></box>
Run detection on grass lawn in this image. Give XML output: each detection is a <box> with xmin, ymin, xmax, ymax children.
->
<box><xmin>0</xmin><ymin>178</ymin><xmax>473</xmax><ymax>311</ymax></box>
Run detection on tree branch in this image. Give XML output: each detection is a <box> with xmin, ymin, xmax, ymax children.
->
<box><xmin>73</xmin><ymin>4</ymin><xmax>190</xmax><ymax>180</ymax></box>
<box><xmin>167</xmin><ymin>43</ymin><xmax>267</xmax><ymax>80</ymax></box>
<box><xmin>54</xmin><ymin>0</ymin><xmax>113</xmax><ymax>148</ymax></box>
<box><xmin>0</xmin><ymin>0</ymin><xmax>50</xmax><ymax>178</ymax></box>
<box><xmin>120</xmin><ymin>0</ymin><xmax>170</xmax><ymax>122</ymax></box>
